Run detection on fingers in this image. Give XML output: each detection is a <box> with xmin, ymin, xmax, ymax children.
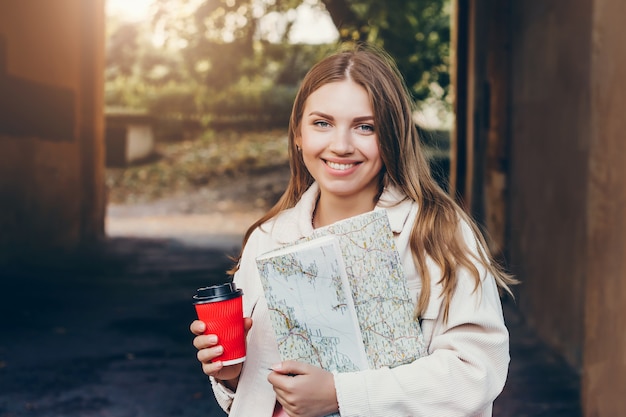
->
<box><xmin>194</xmin><ymin>339</ymin><xmax>232</xmax><ymax>379</ymax></box>
<box><xmin>267</xmin><ymin>361</ymin><xmax>308</xmax><ymax>391</ymax></box>
<box><xmin>194</xmin><ymin>335</ymin><xmax>224</xmax><ymax>376</ymax></box>
<box><xmin>190</xmin><ymin>317</ymin><xmax>250</xmax><ymax>382</ymax></box>
<box><xmin>192</xmin><ymin>332</ymin><xmax>223</xmax><ymax>378</ymax></box>
<box><xmin>195</xmin><ymin>341</ymin><xmax>244</xmax><ymax>381</ymax></box>
<box><xmin>201</xmin><ymin>358</ymin><xmax>224</xmax><ymax>378</ymax></box>
<box><xmin>190</xmin><ymin>319</ymin><xmax>206</xmax><ymax>335</ymax></box>
<box><xmin>270</xmin><ymin>360</ymin><xmax>309</xmax><ymax>376</ymax></box>
<box><xmin>269</xmin><ymin>362</ymin><xmax>339</xmax><ymax>417</ymax></box>
<box><xmin>243</xmin><ymin>317</ymin><xmax>253</xmax><ymax>333</ymax></box>
<box><xmin>196</xmin><ymin>341</ymin><xmax>223</xmax><ymax>363</ymax></box>
<box><xmin>193</xmin><ymin>333</ymin><xmax>218</xmax><ymax>350</ymax></box>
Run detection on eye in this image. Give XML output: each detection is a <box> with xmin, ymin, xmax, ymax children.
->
<box><xmin>314</xmin><ymin>120</ymin><xmax>331</xmax><ymax>128</ymax></box>
<box><xmin>356</xmin><ymin>124</ymin><xmax>375</xmax><ymax>133</ymax></box>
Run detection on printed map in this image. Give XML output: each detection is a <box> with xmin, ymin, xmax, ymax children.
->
<box><xmin>258</xmin><ymin>236</ymin><xmax>369</xmax><ymax>373</ymax></box>
<box><xmin>257</xmin><ymin>209</ymin><xmax>427</xmax><ymax>378</ymax></box>
<box><xmin>310</xmin><ymin>209</ymin><xmax>428</xmax><ymax>368</ymax></box>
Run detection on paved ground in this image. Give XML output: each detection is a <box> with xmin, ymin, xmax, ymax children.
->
<box><xmin>0</xmin><ymin>215</ymin><xmax>582</xmax><ymax>417</ymax></box>
<box><xmin>0</xmin><ymin>236</ymin><xmax>233</xmax><ymax>417</ymax></box>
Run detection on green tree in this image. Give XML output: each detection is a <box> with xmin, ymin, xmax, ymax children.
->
<box><xmin>105</xmin><ymin>16</ymin><xmax>192</xmax><ymax>111</ymax></box>
<box><xmin>320</xmin><ymin>0</ymin><xmax>450</xmax><ymax>101</ymax></box>
<box><xmin>105</xmin><ymin>0</ymin><xmax>450</xmax><ymax>128</ymax></box>
<box><xmin>150</xmin><ymin>0</ymin><xmax>449</xmax><ymax>101</ymax></box>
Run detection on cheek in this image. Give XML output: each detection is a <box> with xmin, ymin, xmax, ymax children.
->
<box><xmin>300</xmin><ymin>134</ymin><xmax>323</xmax><ymax>154</ymax></box>
<box><xmin>365</xmin><ymin>139</ymin><xmax>382</xmax><ymax>162</ymax></box>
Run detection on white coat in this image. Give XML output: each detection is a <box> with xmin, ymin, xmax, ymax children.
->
<box><xmin>210</xmin><ymin>183</ymin><xmax>510</xmax><ymax>417</ymax></box>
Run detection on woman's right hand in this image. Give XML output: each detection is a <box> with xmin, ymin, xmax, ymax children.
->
<box><xmin>190</xmin><ymin>318</ymin><xmax>253</xmax><ymax>388</ymax></box>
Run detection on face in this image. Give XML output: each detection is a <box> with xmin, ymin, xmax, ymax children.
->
<box><xmin>295</xmin><ymin>80</ymin><xmax>383</xmax><ymax>205</ymax></box>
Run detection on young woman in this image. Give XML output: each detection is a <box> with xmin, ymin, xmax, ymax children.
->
<box><xmin>191</xmin><ymin>44</ymin><xmax>516</xmax><ymax>417</ymax></box>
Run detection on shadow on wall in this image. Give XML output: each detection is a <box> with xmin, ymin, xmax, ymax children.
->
<box><xmin>0</xmin><ymin>35</ymin><xmax>76</xmax><ymax>141</ymax></box>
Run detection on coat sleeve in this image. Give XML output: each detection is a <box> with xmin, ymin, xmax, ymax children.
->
<box><xmin>208</xmin><ymin>227</ymin><xmax>266</xmax><ymax>414</ymax></box>
<box><xmin>334</xmin><ymin>224</ymin><xmax>510</xmax><ymax>417</ymax></box>
<box><xmin>210</xmin><ymin>377</ymin><xmax>236</xmax><ymax>413</ymax></box>
<box><xmin>209</xmin><ymin>224</ymin><xmax>282</xmax><ymax>416</ymax></box>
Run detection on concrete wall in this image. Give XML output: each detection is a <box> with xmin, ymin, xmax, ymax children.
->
<box><xmin>508</xmin><ymin>0</ymin><xmax>626</xmax><ymax>413</ymax></box>
<box><xmin>0</xmin><ymin>0</ymin><xmax>105</xmax><ymax>262</ymax></box>
<box><xmin>508</xmin><ymin>0</ymin><xmax>591</xmax><ymax>368</ymax></box>
<box><xmin>583</xmin><ymin>1</ymin><xmax>626</xmax><ymax>414</ymax></box>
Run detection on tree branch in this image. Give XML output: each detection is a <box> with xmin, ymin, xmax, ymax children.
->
<box><xmin>319</xmin><ymin>0</ymin><xmax>365</xmax><ymax>40</ymax></box>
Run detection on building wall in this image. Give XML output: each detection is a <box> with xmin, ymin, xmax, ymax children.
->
<box><xmin>508</xmin><ymin>0</ymin><xmax>591</xmax><ymax>368</ymax></box>
<box><xmin>0</xmin><ymin>0</ymin><xmax>105</xmax><ymax>262</ymax></box>
<box><xmin>507</xmin><ymin>0</ymin><xmax>626</xmax><ymax>414</ymax></box>
<box><xmin>583</xmin><ymin>1</ymin><xmax>626</xmax><ymax>414</ymax></box>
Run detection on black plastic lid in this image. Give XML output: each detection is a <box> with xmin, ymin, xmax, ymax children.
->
<box><xmin>192</xmin><ymin>282</ymin><xmax>243</xmax><ymax>304</ymax></box>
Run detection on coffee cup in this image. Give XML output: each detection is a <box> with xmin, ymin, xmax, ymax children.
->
<box><xmin>193</xmin><ymin>282</ymin><xmax>246</xmax><ymax>365</ymax></box>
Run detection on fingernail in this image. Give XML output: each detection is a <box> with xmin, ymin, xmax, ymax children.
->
<box><xmin>208</xmin><ymin>335</ymin><xmax>218</xmax><ymax>344</ymax></box>
<box><xmin>270</xmin><ymin>363</ymin><xmax>282</xmax><ymax>370</ymax></box>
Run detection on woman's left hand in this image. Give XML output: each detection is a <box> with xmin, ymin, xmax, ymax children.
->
<box><xmin>268</xmin><ymin>361</ymin><xmax>339</xmax><ymax>417</ymax></box>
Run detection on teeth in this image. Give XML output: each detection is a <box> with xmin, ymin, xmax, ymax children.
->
<box><xmin>326</xmin><ymin>161</ymin><xmax>355</xmax><ymax>171</ymax></box>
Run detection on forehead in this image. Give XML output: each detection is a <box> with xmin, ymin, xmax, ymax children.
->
<box><xmin>304</xmin><ymin>80</ymin><xmax>372</xmax><ymax>115</ymax></box>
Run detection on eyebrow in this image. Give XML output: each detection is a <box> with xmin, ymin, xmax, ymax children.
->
<box><xmin>308</xmin><ymin>111</ymin><xmax>374</xmax><ymax>123</ymax></box>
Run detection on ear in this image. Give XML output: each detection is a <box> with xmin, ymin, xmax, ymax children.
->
<box><xmin>294</xmin><ymin>136</ymin><xmax>302</xmax><ymax>151</ymax></box>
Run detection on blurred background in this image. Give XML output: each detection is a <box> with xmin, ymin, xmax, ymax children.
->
<box><xmin>102</xmin><ymin>0</ymin><xmax>452</xmax><ymax>219</ymax></box>
<box><xmin>1</xmin><ymin>0</ymin><xmax>625</xmax><ymax>416</ymax></box>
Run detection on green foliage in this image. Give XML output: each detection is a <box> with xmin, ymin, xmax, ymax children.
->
<box><xmin>205</xmin><ymin>80</ymin><xmax>297</xmax><ymax>129</ymax></box>
<box><xmin>105</xmin><ymin>0</ymin><xmax>451</xmax><ymax>132</ymax></box>
<box><xmin>374</xmin><ymin>0</ymin><xmax>450</xmax><ymax>101</ymax></box>
<box><xmin>105</xmin><ymin>16</ymin><xmax>191</xmax><ymax>111</ymax></box>
<box><xmin>202</xmin><ymin>42</ymin><xmax>333</xmax><ymax>128</ymax></box>
<box><xmin>320</xmin><ymin>0</ymin><xmax>451</xmax><ymax>102</ymax></box>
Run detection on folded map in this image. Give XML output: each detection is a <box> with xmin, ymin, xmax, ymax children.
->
<box><xmin>256</xmin><ymin>209</ymin><xmax>428</xmax><ymax>374</ymax></box>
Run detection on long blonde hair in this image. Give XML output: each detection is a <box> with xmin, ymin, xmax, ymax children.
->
<box><xmin>231</xmin><ymin>43</ymin><xmax>516</xmax><ymax>320</ymax></box>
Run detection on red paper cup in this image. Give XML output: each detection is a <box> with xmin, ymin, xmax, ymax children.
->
<box><xmin>193</xmin><ymin>283</ymin><xmax>246</xmax><ymax>365</ymax></box>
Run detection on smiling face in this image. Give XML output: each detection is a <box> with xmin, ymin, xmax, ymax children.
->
<box><xmin>295</xmin><ymin>80</ymin><xmax>384</xmax><ymax>211</ymax></box>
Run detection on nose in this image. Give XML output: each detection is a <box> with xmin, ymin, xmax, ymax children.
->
<box><xmin>328</xmin><ymin>127</ymin><xmax>354</xmax><ymax>155</ymax></box>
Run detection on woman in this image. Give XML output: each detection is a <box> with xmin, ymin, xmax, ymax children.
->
<box><xmin>191</xmin><ymin>43</ymin><xmax>516</xmax><ymax>417</ymax></box>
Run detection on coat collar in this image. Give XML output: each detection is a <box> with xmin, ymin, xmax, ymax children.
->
<box><xmin>271</xmin><ymin>182</ymin><xmax>414</xmax><ymax>244</ymax></box>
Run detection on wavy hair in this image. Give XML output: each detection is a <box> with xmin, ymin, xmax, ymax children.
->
<box><xmin>230</xmin><ymin>43</ymin><xmax>515</xmax><ymax>321</ymax></box>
